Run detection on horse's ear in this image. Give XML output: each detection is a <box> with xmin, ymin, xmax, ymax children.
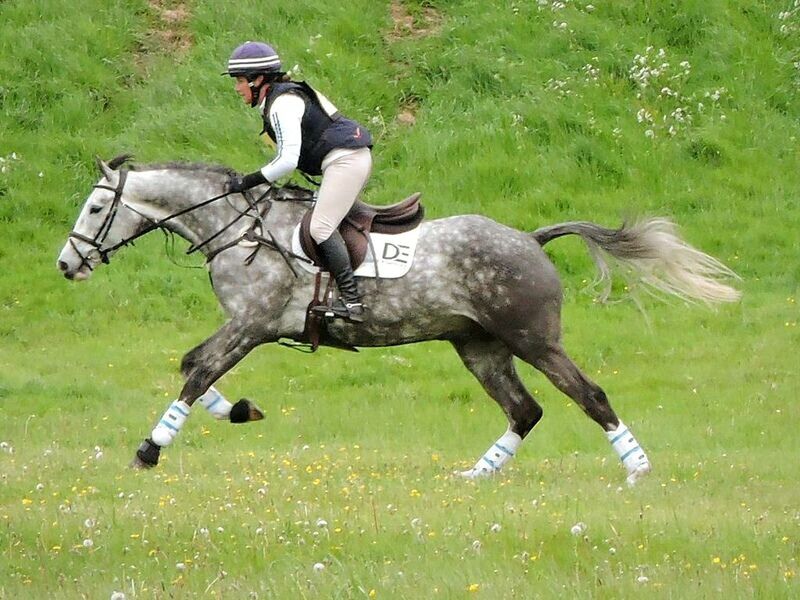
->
<box><xmin>94</xmin><ymin>155</ymin><xmax>114</xmax><ymax>180</ymax></box>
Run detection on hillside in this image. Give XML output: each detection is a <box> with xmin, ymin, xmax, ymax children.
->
<box><xmin>0</xmin><ymin>0</ymin><xmax>798</xmax><ymax>597</ymax></box>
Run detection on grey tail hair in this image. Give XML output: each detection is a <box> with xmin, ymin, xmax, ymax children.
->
<box><xmin>532</xmin><ymin>218</ymin><xmax>741</xmax><ymax>305</ymax></box>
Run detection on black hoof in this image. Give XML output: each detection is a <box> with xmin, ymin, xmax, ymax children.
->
<box><xmin>230</xmin><ymin>398</ymin><xmax>264</xmax><ymax>423</ymax></box>
<box><xmin>131</xmin><ymin>438</ymin><xmax>160</xmax><ymax>469</ymax></box>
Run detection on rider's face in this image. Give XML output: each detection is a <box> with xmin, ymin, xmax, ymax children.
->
<box><xmin>234</xmin><ymin>75</ymin><xmax>263</xmax><ymax>105</ymax></box>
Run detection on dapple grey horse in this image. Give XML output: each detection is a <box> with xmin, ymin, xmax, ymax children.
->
<box><xmin>57</xmin><ymin>156</ymin><xmax>740</xmax><ymax>484</ymax></box>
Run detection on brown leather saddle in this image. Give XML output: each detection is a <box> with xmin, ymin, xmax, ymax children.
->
<box><xmin>299</xmin><ymin>193</ymin><xmax>424</xmax><ymax>269</ymax></box>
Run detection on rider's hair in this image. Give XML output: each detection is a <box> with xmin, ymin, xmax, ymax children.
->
<box><xmin>255</xmin><ymin>72</ymin><xmax>291</xmax><ymax>84</ymax></box>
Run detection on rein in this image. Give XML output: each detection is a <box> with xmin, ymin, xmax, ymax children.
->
<box><xmin>69</xmin><ymin>169</ymin><xmax>312</xmax><ymax>276</ymax></box>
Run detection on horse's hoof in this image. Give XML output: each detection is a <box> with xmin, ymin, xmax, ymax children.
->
<box><xmin>626</xmin><ymin>463</ymin><xmax>652</xmax><ymax>487</ymax></box>
<box><xmin>230</xmin><ymin>398</ymin><xmax>265</xmax><ymax>423</ymax></box>
<box><xmin>130</xmin><ymin>438</ymin><xmax>160</xmax><ymax>469</ymax></box>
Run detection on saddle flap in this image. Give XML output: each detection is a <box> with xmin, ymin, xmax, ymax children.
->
<box><xmin>300</xmin><ymin>212</ymin><xmax>368</xmax><ymax>269</ymax></box>
<box><xmin>299</xmin><ymin>192</ymin><xmax>424</xmax><ymax>270</ymax></box>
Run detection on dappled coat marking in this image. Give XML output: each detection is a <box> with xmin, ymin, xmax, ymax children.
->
<box><xmin>57</xmin><ymin>157</ymin><xmax>740</xmax><ymax>483</ymax></box>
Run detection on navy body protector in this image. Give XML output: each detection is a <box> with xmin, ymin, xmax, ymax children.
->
<box><xmin>260</xmin><ymin>81</ymin><xmax>372</xmax><ymax>176</ymax></box>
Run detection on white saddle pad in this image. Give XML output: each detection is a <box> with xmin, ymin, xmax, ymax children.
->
<box><xmin>291</xmin><ymin>223</ymin><xmax>421</xmax><ymax>278</ymax></box>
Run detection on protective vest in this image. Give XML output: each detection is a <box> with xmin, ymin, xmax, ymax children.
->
<box><xmin>261</xmin><ymin>81</ymin><xmax>372</xmax><ymax>176</ymax></box>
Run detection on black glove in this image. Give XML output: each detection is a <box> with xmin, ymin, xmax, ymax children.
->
<box><xmin>227</xmin><ymin>171</ymin><xmax>269</xmax><ymax>194</ymax></box>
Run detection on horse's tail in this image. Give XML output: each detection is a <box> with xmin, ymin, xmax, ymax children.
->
<box><xmin>531</xmin><ymin>218</ymin><xmax>741</xmax><ymax>305</ymax></box>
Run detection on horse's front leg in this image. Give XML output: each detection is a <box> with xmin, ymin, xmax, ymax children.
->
<box><xmin>131</xmin><ymin>319</ymin><xmax>267</xmax><ymax>469</ymax></box>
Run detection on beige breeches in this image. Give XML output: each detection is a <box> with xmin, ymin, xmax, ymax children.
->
<box><xmin>309</xmin><ymin>147</ymin><xmax>373</xmax><ymax>243</ymax></box>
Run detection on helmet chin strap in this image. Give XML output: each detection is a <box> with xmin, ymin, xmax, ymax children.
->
<box><xmin>248</xmin><ymin>78</ymin><xmax>270</xmax><ymax>108</ymax></box>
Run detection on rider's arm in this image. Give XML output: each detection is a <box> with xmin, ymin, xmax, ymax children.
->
<box><xmin>260</xmin><ymin>93</ymin><xmax>305</xmax><ymax>183</ymax></box>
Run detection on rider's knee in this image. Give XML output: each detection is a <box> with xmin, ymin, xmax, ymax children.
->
<box><xmin>309</xmin><ymin>220</ymin><xmax>334</xmax><ymax>244</ymax></box>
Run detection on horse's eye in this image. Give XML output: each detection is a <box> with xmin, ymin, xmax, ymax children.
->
<box><xmin>89</xmin><ymin>205</ymin><xmax>103</xmax><ymax>214</ymax></box>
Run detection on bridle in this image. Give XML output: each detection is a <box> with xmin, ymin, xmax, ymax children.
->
<box><xmin>67</xmin><ymin>168</ymin><xmax>310</xmax><ymax>275</ymax></box>
<box><xmin>68</xmin><ymin>169</ymin><xmax>132</xmax><ymax>270</ymax></box>
<box><xmin>68</xmin><ymin>169</ymin><xmax>243</xmax><ymax>270</ymax></box>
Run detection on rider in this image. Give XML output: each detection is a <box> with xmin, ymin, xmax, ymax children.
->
<box><xmin>223</xmin><ymin>41</ymin><xmax>373</xmax><ymax>322</ymax></box>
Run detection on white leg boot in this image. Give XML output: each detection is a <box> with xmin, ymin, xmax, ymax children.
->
<box><xmin>151</xmin><ymin>400</ymin><xmax>191</xmax><ymax>447</ymax></box>
<box><xmin>197</xmin><ymin>386</ymin><xmax>233</xmax><ymax>420</ymax></box>
<box><xmin>460</xmin><ymin>428</ymin><xmax>523</xmax><ymax>479</ymax></box>
<box><xmin>607</xmin><ymin>420</ymin><xmax>651</xmax><ymax>486</ymax></box>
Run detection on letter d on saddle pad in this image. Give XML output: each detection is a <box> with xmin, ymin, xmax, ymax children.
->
<box><xmin>292</xmin><ymin>225</ymin><xmax>422</xmax><ymax>278</ymax></box>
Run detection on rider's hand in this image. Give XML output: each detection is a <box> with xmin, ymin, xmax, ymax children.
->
<box><xmin>227</xmin><ymin>175</ymin><xmax>246</xmax><ymax>194</ymax></box>
<box><xmin>227</xmin><ymin>171</ymin><xmax>269</xmax><ymax>194</ymax></box>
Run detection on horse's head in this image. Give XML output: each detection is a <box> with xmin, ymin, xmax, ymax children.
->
<box><xmin>57</xmin><ymin>156</ymin><xmax>153</xmax><ymax>280</ymax></box>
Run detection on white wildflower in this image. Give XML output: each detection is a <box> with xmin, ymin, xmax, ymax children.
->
<box><xmin>312</xmin><ymin>562</ymin><xmax>326</xmax><ymax>573</ymax></box>
<box><xmin>570</xmin><ymin>522</ymin><xmax>587</xmax><ymax>535</ymax></box>
<box><xmin>83</xmin><ymin>538</ymin><xmax>94</xmax><ymax>548</ymax></box>
<box><xmin>490</xmin><ymin>523</ymin><xmax>502</xmax><ymax>533</ymax></box>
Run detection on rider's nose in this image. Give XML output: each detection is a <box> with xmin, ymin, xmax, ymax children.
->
<box><xmin>58</xmin><ymin>260</ymin><xmax>69</xmax><ymax>272</ymax></box>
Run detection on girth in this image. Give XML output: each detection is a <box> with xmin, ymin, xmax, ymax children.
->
<box><xmin>300</xmin><ymin>193</ymin><xmax>424</xmax><ymax>269</ymax></box>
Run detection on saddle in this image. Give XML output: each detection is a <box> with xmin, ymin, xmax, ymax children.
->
<box><xmin>300</xmin><ymin>193</ymin><xmax>424</xmax><ymax>269</ymax></box>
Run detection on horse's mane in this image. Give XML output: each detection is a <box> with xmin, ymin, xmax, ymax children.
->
<box><xmin>106</xmin><ymin>153</ymin><xmax>238</xmax><ymax>177</ymax></box>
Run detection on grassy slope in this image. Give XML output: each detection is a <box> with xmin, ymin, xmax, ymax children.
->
<box><xmin>1</xmin><ymin>0</ymin><xmax>799</xmax><ymax>597</ymax></box>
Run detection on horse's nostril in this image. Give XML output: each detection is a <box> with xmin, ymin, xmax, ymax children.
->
<box><xmin>58</xmin><ymin>260</ymin><xmax>69</xmax><ymax>272</ymax></box>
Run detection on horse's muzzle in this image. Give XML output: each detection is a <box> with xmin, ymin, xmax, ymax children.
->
<box><xmin>57</xmin><ymin>259</ymin><xmax>91</xmax><ymax>281</ymax></box>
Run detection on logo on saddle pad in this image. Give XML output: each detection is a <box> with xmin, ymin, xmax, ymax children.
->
<box><xmin>292</xmin><ymin>193</ymin><xmax>425</xmax><ymax>279</ymax></box>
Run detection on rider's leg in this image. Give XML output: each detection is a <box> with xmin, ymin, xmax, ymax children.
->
<box><xmin>315</xmin><ymin>231</ymin><xmax>365</xmax><ymax>321</ymax></box>
<box><xmin>310</xmin><ymin>147</ymin><xmax>372</xmax><ymax>321</ymax></box>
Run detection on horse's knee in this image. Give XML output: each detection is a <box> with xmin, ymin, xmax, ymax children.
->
<box><xmin>180</xmin><ymin>351</ymin><xmax>194</xmax><ymax>376</ymax></box>
<box><xmin>180</xmin><ymin>346</ymin><xmax>205</xmax><ymax>377</ymax></box>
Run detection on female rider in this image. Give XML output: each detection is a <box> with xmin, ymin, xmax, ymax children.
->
<box><xmin>223</xmin><ymin>41</ymin><xmax>373</xmax><ymax>322</ymax></box>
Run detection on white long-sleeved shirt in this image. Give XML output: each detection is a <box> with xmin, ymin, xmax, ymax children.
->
<box><xmin>258</xmin><ymin>93</ymin><xmax>305</xmax><ymax>183</ymax></box>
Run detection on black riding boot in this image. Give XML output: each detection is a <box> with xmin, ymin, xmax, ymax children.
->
<box><xmin>312</xmin><ymin>232</ymin><xmax>365</xmax><ymax>323</ymax></box>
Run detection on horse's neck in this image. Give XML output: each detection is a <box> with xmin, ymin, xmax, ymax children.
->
<box><xmin>129</xmin><ymin>170</ymin><xmax>311</xmax><ymax>254</ymax></box>
<box><xmin>129</xmin><ymin>169</ymin><xmax>237</xmax><ymax>250</ymax></box>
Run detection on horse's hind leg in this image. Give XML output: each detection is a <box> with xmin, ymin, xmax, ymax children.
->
<box><xmin>525</xmin><ymin>343</ymin><xmax>651</xmax><ymax>485</ymax></box>
<box><xmin>451</xmin><ymin>336</ymin><xmax>543</xmax><ymax>478</ymax></box>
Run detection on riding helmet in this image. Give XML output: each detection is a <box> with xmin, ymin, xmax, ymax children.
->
<box><xmin>222</xmin><ymin>41</ymin><xmax>282</xmax><ymax>78</ymax></box>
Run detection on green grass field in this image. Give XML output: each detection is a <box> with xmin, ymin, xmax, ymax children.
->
<box><xmin>1</xmin><ymin>0</ymin><xmax>799</xmax><ymax>597</ymax></box>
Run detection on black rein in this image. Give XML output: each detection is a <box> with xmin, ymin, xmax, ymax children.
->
<box><xmin>68</xmin><ymin>170</ymin><xmax>311</xmax><ymax>276</ymax></box>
